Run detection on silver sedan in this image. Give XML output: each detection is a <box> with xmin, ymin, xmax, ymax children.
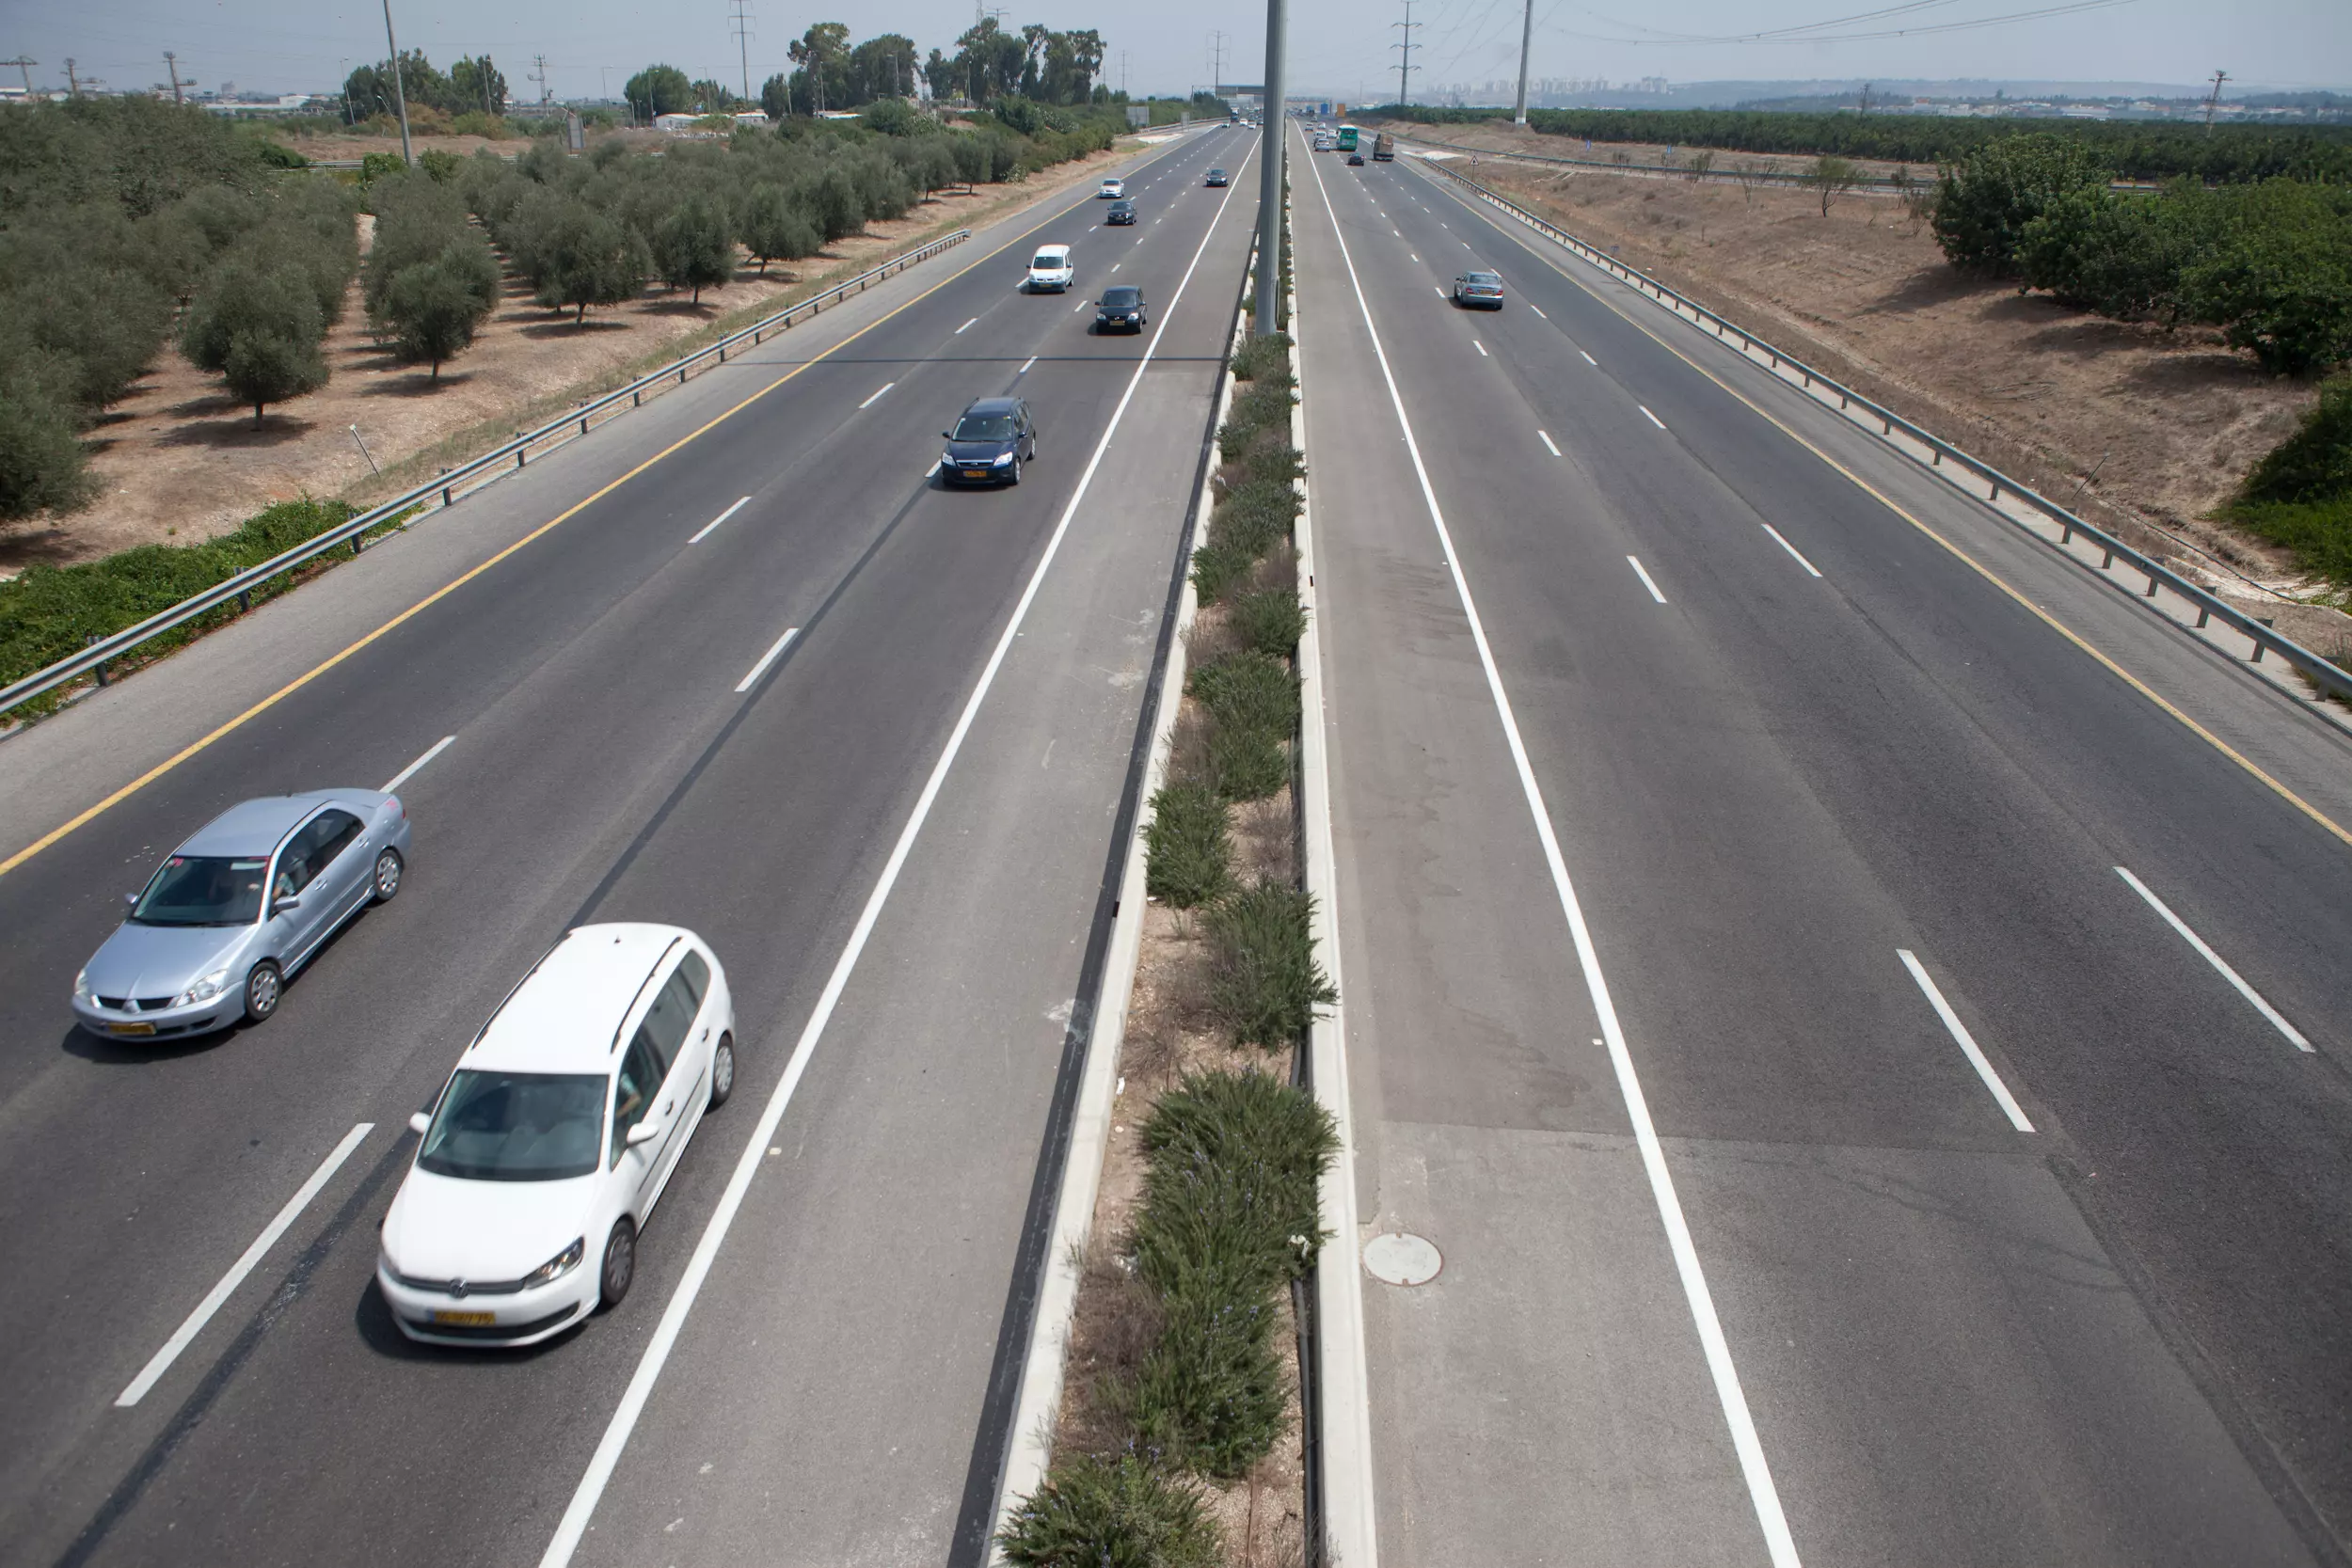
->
<box><xmin>72</xmin><ymin>789</ymin><xmax>413</xmax><ymax>1041</ymax></box>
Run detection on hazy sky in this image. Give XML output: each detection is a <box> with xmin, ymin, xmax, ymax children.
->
<box><xmin>8</xmin><ymin>0</ymin><xmax>2345</xmax><ymax>104</ymax></box>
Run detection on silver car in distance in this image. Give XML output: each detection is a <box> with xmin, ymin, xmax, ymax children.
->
<box><xmin>72</xmin><ymin>789</ymin><xmax>412</xmax><ymax>1040</ymax></box>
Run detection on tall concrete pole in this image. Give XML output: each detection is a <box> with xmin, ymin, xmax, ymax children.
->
<box><xmin>1511</xmin><ymin>0</ymin><xmax>1533</xmax><ymax>124</ymax></box>
<box><xmin>381</xmin><ymin>0</ymin><xmax>414</xmax><ymax>166</ymax></box>
<box><xmin>1254</xmin><ymin>0</ymin><xmax>1286</xmax><ymax>337</ymax></box>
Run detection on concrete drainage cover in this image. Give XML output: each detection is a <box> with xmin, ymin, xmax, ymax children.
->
<box><xmin>1362</xmin><ymin>1232</ymin><xmax>1442</xmax><ymax>1287</ymax></box>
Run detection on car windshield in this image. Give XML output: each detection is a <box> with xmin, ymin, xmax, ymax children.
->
<box><xmin>1103</xmin><ymin>288</ymin><xmax>1141</xmax><ymax>307</ymax></box>
<box><xmin>1031</xmin><ymin>252</ymin><xmax>1064</xmax><ymax>270</ymax></box>
<box><xmin>954</xmin><ymin>413</ymin><xmax>1017</xmax><ymax>440</ymax></box>
<box><xmin>131</xmin><ymin>855</ymin><xmax>267</xmax><ymax>927</ymax></box>
<box><xmin>1210</xmin><ymin>169</ymin><xmax>1226</xmax><ymax>177</ymax></box>
<box><xmin>417</xmin><ymin>1069</ymin><xmax>606</xmax><ymax>1181</ymax></box>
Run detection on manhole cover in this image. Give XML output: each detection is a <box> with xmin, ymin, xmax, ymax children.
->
<box><xmin>1362</xmin><ymin>1232</ymin><xmax>1442</xmax><ymax>1286</ymax></box>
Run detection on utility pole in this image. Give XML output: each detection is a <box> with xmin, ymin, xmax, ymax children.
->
<box><xmin>1255</xmin><ymin>0</ymin><xmax>1286</xmax><ymax>337</ymax></box>
<box><xmin>1208</xmin><ymin>30</ymin><xmax>1228</xmax><ymax>98</ymax></box>
<box><xmin>1391</xmin><ymin>0</ymin><xmax>1420</xmax><ymax>108</ymax></box>
<box><xmin>164</xmin><ymin>52</ymin><xmax>184</xmax><ymax>103</ymax></box>
<box><xmin>729</xmin><ymin>0</ymin><xmax>754</xmax><ymax>105</ymax></box>
<box><xmin>0</xmin><ymin>57</ymin><xmax>34</xmax><ymax>97</ymax></box>
<box><xmin>63</xmin><ymin>56</ymin><xmax>80</xmax><ymax>98</ymax></box>
<box><xmin>379</xmin><ymin>0</ymin><xmax>414</xmax><ymax>165</ymax></box>
<box><xmin>1510</xmin><ymin>0</ymin><xmax>1532</xmax><ymax>124</ymax></box>
<box><xmin>531</xmin><ymin>55</ymin><xmax>551</xmax><ymax>107</ymax></box>
<box><xmin>2202</xmin><ymin>69</ymin><xmax>2229</xmax><ymax>134</ymax></box>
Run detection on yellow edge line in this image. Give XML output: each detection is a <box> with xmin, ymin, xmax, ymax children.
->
<box><xmin>0</xmin><ymin>134</ymin><xmax>1209</xmax><ymax>881</ymax></box>
<box><xmin>1428</xmin><ymin>167</ymin><xmax>2352</xmax><ymax>852</ymax></box>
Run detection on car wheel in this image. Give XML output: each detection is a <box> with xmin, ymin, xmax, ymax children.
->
<box><xmin>1009</xmin><ymin>456</ymin><xmax>1024</xmax><ymax>485</ymax></box>
<box><xmin>599</xmin><ymin>1219</ymin><xmax>637</xmax><ymax>1309</ymax></box>
<box><xmin>244</xmin><ymin>960</ymin><xmax>282</xmax><ymax>1023</ymax></box>
<box><xmin>709</xmin><ymin>1033</ymin><xmax>736</xmax><ymax>1109</ymax></box>
<box><xmin>371</xmin><ymin>847</ymin><xmax>404</xmax><ymax>903</ymax></box>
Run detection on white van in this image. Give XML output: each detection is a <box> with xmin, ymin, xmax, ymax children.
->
<box><xmin>1026</xmin><ymin>244</ymin><xmax>1074</xmax><ymax>293</ymax></box>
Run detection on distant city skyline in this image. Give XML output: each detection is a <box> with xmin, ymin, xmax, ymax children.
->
<box><xmin>7</xmin><ymin>0</ymin><xmax>2344</xmax><ymax>106</ymax></box>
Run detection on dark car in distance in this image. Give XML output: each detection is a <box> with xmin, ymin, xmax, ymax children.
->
<box><xmin>1346</xmin><ymin>151</ymin><xmax>1365</xmax><ymax>166</ymax></box>
<box><xmin>1106</xmin><ymin>198</ymin><xmax>1137</xmax><ymax>225</ymax></box>
<box><xmin>1452</xmin><ymin>271</ymin><xmax>1505</xmax><ymax>309</ymax></box>
<box><xmin>939</xmin><ymin>397</ymin><xmax>1038</xmax><ymax>485</ymax></box>
<box><xmin>1094</xmin><ymin>286</ymin><xmax>1148</xmax><ymax>334</ymax></box>
<box><xmin>1205</xmin><ymin>167</ymin><xmax>1230</xmax><ymax>187</ymax></box>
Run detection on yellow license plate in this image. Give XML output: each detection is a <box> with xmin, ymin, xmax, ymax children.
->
<box><xmin>109</xmin><ymin>1022</ymin><xmax>156</xmax><ymax>1037</ymax></box>
<box><xmin>433</xmin><ymin>1309</ymin><xmax>496</xmax><ymax>1327</ymax></box>
<box><xmin>963</xmin><ymin>469</ymin><xmax>989</xmax><ymax>480</ymax></box>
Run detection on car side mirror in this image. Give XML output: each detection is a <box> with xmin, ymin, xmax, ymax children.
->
<box><xmin>942</xmin><ymin>430</ymin><xmax>952</xmax><ymax>440</ymax></box>
<box><xmin>273</xmin><ymin>894</ymin><xmax>303</xmax><ymax>915</ymax></box>
<box><xmin>124</xmin><ymin>892</ymin><xmax>137</xmax><ymax>908</ymax></box>
<box><xmin>626</xmin><ymin>1118</ymin><xmax>661</xmax><ymax>1147</ymax></box>
<box><xmin>407</xmin><ymin>1111</ymin><xmax>432</xmax><ymax>1135</ymax></box>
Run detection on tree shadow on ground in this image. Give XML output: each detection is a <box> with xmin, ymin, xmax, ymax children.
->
<box><xmin>358</xmin><ymin>368</ymin><xmax>475</xmax><ymax>396</ymax></box>
<box><xmin>1859</xmin><ymin>263</ymin><xmax>2004</xmax><ymax>316</ymax></box>
<box><xmin>157</xmin><ymin>412</ymin><xmax>318</xmax><ymax>448</ymax></box>
<box><xmin>515</xmin><ymin>317</ymin><xmax>636</xmax><ymax>340</ymax></box>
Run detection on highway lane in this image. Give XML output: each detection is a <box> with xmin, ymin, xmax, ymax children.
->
<box><xmin>0</xmin><ymin>124</ymin><xmax>1257</xmax><ymax>1567</ymax></box>
<box><xmin>1300</xmin><ymin>130</ymin><xmax>2352</xmax><ymax>1565</ymax></box>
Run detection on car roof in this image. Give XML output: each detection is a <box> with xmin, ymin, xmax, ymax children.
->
<box><xmin>962</xmin><ymin>396</ymin><xmax>1021</xmax><ymax>416</ymax></box>
<box><xmin>466</xmin><ymin>924</ymin><xmax>691</xmax><ymax>1074</ymax></box>
<box><xmin>179</xmin><ymin>791</ymin><xmax>375</xmax><ymax>857</ymax></box>
<box><xmin>1103</xmin><ymin>285</ymin><xmax>1141</xmax><ymax>300</ymax></box>
<box><xmin>1032</xmin><ymin>243</ymin><xmax>1070</xmax><ymax>258</ymax></box>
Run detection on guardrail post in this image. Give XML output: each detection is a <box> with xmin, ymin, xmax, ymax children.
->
<box><xmin>442</xmin><ymin>483</ymin><xmax>453</xmax><ymax>506</ymax></box>
<box><xmin>1988</xmin><ymin>480</ymin><xmax>1999</xmax><ymax>501</ymax></box>
<box><xmin>239</xmin><ymin>589</ymin><xmax>253</xmax><ymax>612</ymax></box>
<box><xmin>350</xmin><ymin>533</ymin><xmax>364</xmax><ymax>556</ymax></box>
<box><xmin>86</xmin><ymin>635</ymin><xmax>108</xmax><ymax>687</ymax></box>
<box><xmin>580</xmin><ymin>416</ymin><xmax>590</xmax><ymax>435</ymax></box>
<box><xmin>633</xmin><ymin>389</ymin><xmax>642</xmax><ymax>406</ymax></box>
<box><xmin>2196</xmin><ymin>607</ymin><xmax>2211</xmax><ymax>628</ymax></box>
<box><xmin>2101</xmin><ymin>546</ymin><xmax>2115</xmax><ymax>568</ymax></box>
<box><xmin>2145</xmin><ymin>570</ymin><xmax>2160</xmax><ymax>597</ymax></box>
<box><xmin>517</xmin><ymin>450</ymin><xmax>526</xmax><ymax>467</ymax></box>
<box><xmin>2059</xmin><ymin>521</ymin><xmax>2074</xmax><ymax>545</ymax></box>
<box><xmin>1931</xmin><ymin>449</ymin><xmax>1941</xmax><ymax>466</ymax></box>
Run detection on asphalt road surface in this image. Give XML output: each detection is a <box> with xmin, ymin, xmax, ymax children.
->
<box><xmin>0</xmin><ymin>124</ymin><xmax>1258</xmax><ymax>1568</ymax></box>
<box><xmin>1297</xmin><ymin>126</ymin><xmax>2352</xmax><ymax>1568</ymax></box>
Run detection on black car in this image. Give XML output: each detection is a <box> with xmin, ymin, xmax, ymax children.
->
<box><xmin>1205</xmin><ymin>167</ymin><xmax>1230</xmax><ymax>187</ymax></box>
<box><xmin>1094</xmin><ymin>286</ymin><xmax>1148</xmax><ymax>334</ymax></box>
<box><xmin>1106</xmin><ymin>198</ymin><xmax>1137</xmax><ymax>226</ymax></box>
<box><xmin>1346</xmin><ymin>151</ymin><xmax>1365</xmax><ymax>166</ymax></box>
<box><xmin>939</xmin><ymin>397</ymin><xmax>1037</xmax><ymax>486</ymax></box>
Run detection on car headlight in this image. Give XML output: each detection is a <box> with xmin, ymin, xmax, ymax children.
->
<box><xmin>175</xmin><ymin>966</ymin><xmax>232</xmax><ymax>1006</ymax></box>
<box><xmin>521</xmin><ymin>1238</ymin><xmax>585</xmax><ymax>1289</ymax></box>
<box><xmin>74</xmin><ymin>968</ymin><xmax>93</xmax><ymax>1005</ymax></box>
<box><xmin>992</xmin><ymin>451</ymin><xmax>1013</xmax><ymax>466</ymax></box>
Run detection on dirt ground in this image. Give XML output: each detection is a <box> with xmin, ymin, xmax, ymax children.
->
<box><xmin>1</xmin><ymin>137</ymin><xmax>1141</xmax><ymax>573</ymax></box>
<box><xmin>1385</xmin><ymin>116</ymin><xmax>1924</xmax><ymax>185</ymax></box>
<box><xmin>1433</xmin><ymin>143</ymin><xmax>2326</xmax><ymax>607</ymax></box>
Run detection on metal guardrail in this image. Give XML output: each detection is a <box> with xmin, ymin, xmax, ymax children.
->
<box><xmin>1420</xmin><ymin>158</ymin><xmax>2352</xmax><ymax>705</ymax></box>
<box><xmin>1</xmin><ymin>228</ymin><xmax>972</xmax><ymax>719</ymax></box>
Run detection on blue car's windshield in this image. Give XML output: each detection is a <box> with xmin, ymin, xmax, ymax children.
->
<box><xmin>954</xmin><ymin>414</ymin><xmax>1017</xmax><ymax>440</ymax></box>
<box><xmin>418</xmin><ymin>1069</ymin><xmax>607</xmax><ymax>1181</ymax></box>
<box><xmin>131</xmin><ymin>856</ymin><xmax>267</xmax><ymax>927</ymax></box>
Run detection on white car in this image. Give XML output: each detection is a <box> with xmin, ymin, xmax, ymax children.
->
<box><xmin>377</xmin><ymin>924</ymin><xmax>736</xmax><ymax>1347</ymax></box>
<box><xmin>1026</xmin><ymin>243</ymin><xmax>1075</xmax><ymax>293</ymax></box>
<box><xmin>1097</xmin><ymin>178</ymin><xmax>1125</xmax><ymax>198</ymax></box>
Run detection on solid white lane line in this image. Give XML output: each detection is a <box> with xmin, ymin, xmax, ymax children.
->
<box><xmin>955</xmin><ymin>317</ymin><xmax>978</xmax><ymax>334</ymax></box>
<box><xmin>688</xmin><ymin>496</ymin><xmax>752</xmax><ymax>545</ymax></box>
<box><xmin>117</xmin><ymin>1122</ymin><xmax>373</xmax><ymax>1407</ymax></box>
<box><xmin>1580</xmin><ymin>349</ymin><xmax>1597</xmax><ymax>365</ymax></box>
<box><xmin>536</xmin><ymin>129</ymin><xmax>1262</xmax><ymax>1568</ymax></box>
<box><xmin>2113</xmin><ymin>867</ymin><xmax>2312</xmax><ymax>1051</ymax></box>
<box><xmin>1019</xmin><ymin>356</ymin><xmax>1037</xmax><ymax>374</ymax></box>
<box><xmin>1538</xmin><ymin>430</ymin><xmax>1562</xmax><ymax>457</ymax></box>
<box><xmin>381</xmin><ymin>736</ymin><xmax>455</xmax><ymax>793</ymax></box>
<box><xmin>1627</xmin><ymin>555</ymin><xmax>1668</xmax><ymax>604</ymax></box>
<box><xmin>733</xmin><ymin>627</ymin><xmax>800</xmax><ymax>693</ymax></box>
<box><xmin>1759</xmin><ymin>524</ymin><xmax>1824</xmax><ymax>578</ymax></box>
<box><xmin>1301</xmin><ymin>141</ymin><xmax>1801</xmax><ymax>1568</ymax></box>
<box><xmin>1899</xmin><ymin>951</ymin><xmax>2036</xmax><ymax>1130</ymax></box>
<box><xmin>857</xmin><ymin>381</ymin><xmax>895</xmax><ymax>410</ymax></box>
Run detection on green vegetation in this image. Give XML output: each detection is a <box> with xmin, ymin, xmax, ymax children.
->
<box><xmin>1145</xmin><ymin>782</ymin><xmax>1232</xmax><ymax>908</ymax></box>
<box><xmin>0</xmin><ymin>499</ymin><xmax>405</xmax><ymax>713</ymax></box>
<box><xmin>996</xmin><ymin>1452</ymin><xmax>1219</xmax><ymax>1567</ymax></box>
<box><xmin>1203</xmin><ymin>884</ymin><xmax>1335</xmax><ymax>1050</ymax></box>
<box><xmin>2227</xmin><ymin>376</ymin><xmax>2352</xmax><ymax>584</ymax></box>
<box><xmin>0</xmin><ymin>97</ymin><xmax>357</xmax><ymax>515</ymax></box>
<box><xmin>1933</xmin><ymin>135</ymin><xmax>2352</xmax><ymax>375</ymax></box>
<box><xmin>365</xmin><ymin>169</ymin><xmax>500</xmax><ymax>377</ymax></box>
<box><xmin>1376</xmin><ymin>103</ymin><xmax>2352</xmax><ymax>183</ymax></box>
<box><xmin>341</xmin><ymin>52</ymin><xmax>508</xmax><ymax>130</ymax></box>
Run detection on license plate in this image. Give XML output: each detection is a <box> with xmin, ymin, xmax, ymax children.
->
<box><xmin>963</xmin><ymin>469</ymin><xmax>989</xmax><ymax>480</ymax></box>
<box><xmin>109</xmin><ymin>1022</ymin><xmax>156</xmax><ymax>1037</ymax></box>
<box><xmin>433</xmin><ymin>1309</ymin><xmax>496</xmax><ymax>1327</ymax></box>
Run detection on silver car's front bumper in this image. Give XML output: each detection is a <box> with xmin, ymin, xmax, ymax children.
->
<box><xmin>72</xmin><ymin>995</ymin><xmax>240</xmax><ymax>1041</ymax></box>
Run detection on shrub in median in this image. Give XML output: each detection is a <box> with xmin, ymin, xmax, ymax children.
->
<box><xmin>1145</xmin><ymin>782</ymin><xmax>1232</xmax><ymax>909</ymax></box>
<box><xmin>1202</xmin><ymin>883</ymin><xmax>1336</xmax><ymax>1049</ymax></box>
<box><xmin>995</xmin><ymin>1452</ymin><xmax>1218</xmax><ymax>1568</ymax></box>
<box><xmin>1230</xmin><ymin>584</ymin><xmax>1307</xmax><ymax>661</ymax></box>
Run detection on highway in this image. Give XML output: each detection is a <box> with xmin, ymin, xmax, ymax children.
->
<box><xmin>0</xmin><ymin>123</ymin><xmax>1257</xmax><ymax>1568</ymax></box>
<box><xmin>1296</xmin><ymin>127</ymin><xmax>2352</xmax><ymax>1567</ymax></box>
